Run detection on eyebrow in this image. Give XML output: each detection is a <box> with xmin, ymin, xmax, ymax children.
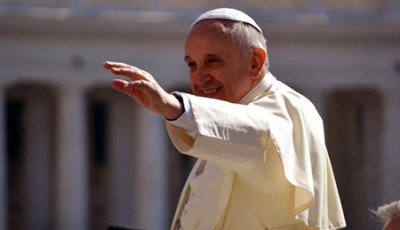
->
<box><xmin>184</xmin><ymin>54</ymin><xmax>220</xmax><ymax>62</ymax></box>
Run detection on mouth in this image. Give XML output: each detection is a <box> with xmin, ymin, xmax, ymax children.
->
<box><xmin>201</xmin><ymin>87</ymin><xmax>222</xmax><ymax>97</ymax></box>
<box><xmin>203</xmin><ymin>88</ymin><xmax>218</xmax><ymax>95</ymax></box>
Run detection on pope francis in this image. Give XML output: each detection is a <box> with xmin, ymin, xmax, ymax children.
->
<box><xmin>103</xmin><ymin>8</ymin><xmax>346</xmax><ymax>230</ymax></box>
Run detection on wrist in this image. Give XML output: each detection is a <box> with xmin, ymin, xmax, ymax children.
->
<box><xmin>164</xmin><ymin>93</ymin><xmax>185</xmax><ymax>121</ymax></box>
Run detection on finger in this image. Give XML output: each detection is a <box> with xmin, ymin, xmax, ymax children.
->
<box><xmin>104</xmin><ymin>61</ymin><xmax>154</xmax><ymax>83</ymax></box>
<box><xmin>110</xmin><ymin>67</ymin><xmax>138</xmax><ymax>80</ymax></box>
<box><xmin>112</xmin><ymin>79</ymin><xmax>151</xmax><ymax>97</ymax></box>
<box><xmin>124</xmin><ymin>79</ymin><xmax>150</xmax><ymax>90</ymax></box>
<box><xmin>111</xmin><ymin>79</ymin><xmax>131</xmax><ymax>96</ymax></box>
<box><xmin>111</xmin><ymin>79</ymin><xmax>127</xmax><ymax>89</ymax></box>
<box><xmin>110</xmin><ymin>66</ymin><xmax>150</xmax><ymax>82</ymax></box>
<box><xmin>103</xmin><ymin>61</ymin><xmax>130</xmax><ymax>70</ymax></box>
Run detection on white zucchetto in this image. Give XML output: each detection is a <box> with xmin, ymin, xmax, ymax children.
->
<box><xmin>190</xmin><ymin>8</ymin><xmax>263</xmax><ymax>33</ymax></box>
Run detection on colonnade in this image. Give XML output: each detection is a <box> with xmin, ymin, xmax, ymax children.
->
<box><xmin>0</xmin><ymin>84</ymin><xmax>170</xmax><ymax>230</ymax></box>
<box><xmin>0</xmin><ymin>79</ymin><xmax>399</xmax><ymax>230</ymax></box>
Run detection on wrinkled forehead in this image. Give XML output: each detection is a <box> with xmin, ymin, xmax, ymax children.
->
<box><xmin>184</xmin><ymin>20</ymin><xmax>245</xmax><ymax>57</ymax></box>
<box><xmin>185</xmin><ymin>20</ymin><xmax>240</xmax><ymax>50</ymax></box>
<box><xmin>189</xmin><ymin>19</ymin><xmax>235</xmax><ymax>35</ymax></box>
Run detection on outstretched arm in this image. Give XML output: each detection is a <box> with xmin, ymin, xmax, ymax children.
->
<box><xmin>103</xmin><ymin>61</ymin><xmax>183</xmax><ymax>120</ymax></box>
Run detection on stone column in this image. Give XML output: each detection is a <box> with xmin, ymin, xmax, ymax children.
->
<box><xmin>22</xmin><ymin>89</ymin><xmax>53</xmax><ymax>229</ymax></box>
<box><xmin>108</xmin><ymin>94</ymin><xmax>135</xmax><ymax>226</ymax></box>
<box><xmin>134</xmin><ymin>108</ymin><xmax>168</xmax><ymax>230</ymax></box>
<box><xmin>55</xmin><ymin>86</ymin><xmax>88</xmax><ymax>230</ymax></box>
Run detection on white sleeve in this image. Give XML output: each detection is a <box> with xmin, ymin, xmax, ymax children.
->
<box><xmin>165</xmin><ymin>92</ymin><xmax>198</xmax><ymax>139</ymax></box>
<box><xmin>165</xmin><ymin>90</ymin><xmax>346</xmax><ymax>229</ymax></box>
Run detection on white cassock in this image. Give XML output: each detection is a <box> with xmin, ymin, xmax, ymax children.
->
<box><xmin>166</xmin><ymin>72</ymin><xmax>346</xmax><ymax>230</ymax></box>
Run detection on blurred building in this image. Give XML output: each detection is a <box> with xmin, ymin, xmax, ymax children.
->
<box><xmin>0</xmin><ymin>0</ymin><xmax>399</xmax><ymax>229</ymax></box>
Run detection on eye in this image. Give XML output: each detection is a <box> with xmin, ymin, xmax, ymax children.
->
<box><xmin>206</xmin><ymin>57</ymin><xmax>217</xmax><ymax>64</ymax></box>
<box><xmin>205</xmin><ymin>56</ymin><xmax>221</xmax><ymax>67</ymax></box>
<box><xmin>187</xmin><ymin>61</ymin><xmax>196</xmax><ymax>69</ymax></box>
<box><xmin>186</xmin><ymin>61</ymin><xmax>197</xmax><ymax>72</ymax></box>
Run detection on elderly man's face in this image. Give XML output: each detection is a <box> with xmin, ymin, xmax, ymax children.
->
<box><xmin>184</xmin><ymin>20</ymin><xmax>256</xmax><ymax>103</ymax></box>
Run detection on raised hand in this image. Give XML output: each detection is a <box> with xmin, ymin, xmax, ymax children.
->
<box><xmin>103</xmin><ymin>61</ymin><xmax>183</xmax><ymax>120</ymax></box>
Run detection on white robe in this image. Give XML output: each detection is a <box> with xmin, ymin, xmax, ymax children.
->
<box><xmin>166</xmin><ymin>72</ymin><xmax>346</xmax><ymax>230</ymax></box>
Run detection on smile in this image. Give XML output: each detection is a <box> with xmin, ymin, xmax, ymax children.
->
<box><xmin>203</xmin><ymin>88</ymin><xmax>218</xmax><ymax>95</ymax></box>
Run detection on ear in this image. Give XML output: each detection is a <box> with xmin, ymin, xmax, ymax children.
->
<box><xmin>249</xmin><ymin>47</ymin><xmax>267</xmax><ymax>79</ymax></box>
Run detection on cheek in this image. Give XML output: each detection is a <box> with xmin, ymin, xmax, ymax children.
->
<box><xmin>227</xmin><ymin>73</ymin><xmax>253</xmax><ymax>99</ymax></box>
<box><xmin>189</xmin><ymin>80</ymin><xmax>197</xmax><ymax>93</ymax></box>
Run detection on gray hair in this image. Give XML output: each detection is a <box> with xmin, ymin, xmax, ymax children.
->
<box><xmin>374</xmin><ymin>200</ymin><xmax>400</xmax><ymax>221</ymax></box>
<box><xmin>372</xmin><ymin>200</ymin><xmax>400</xmax><ymax>229</ymax></box>
<box><xmin>230</xmin><ymin>22</ymin><xmax>269</xmax><ymax>68</ymax></box>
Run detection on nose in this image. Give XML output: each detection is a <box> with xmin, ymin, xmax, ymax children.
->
<box><xmin>191</xmin><ymin>66</ymin><xmax>211</xmax><ymax>86</ymax></box>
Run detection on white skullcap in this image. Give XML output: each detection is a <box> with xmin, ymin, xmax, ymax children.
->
<box><xmin>190</xmin><ymin>8</ymin><xmax>263</xmax><ymax>33</ymax></box>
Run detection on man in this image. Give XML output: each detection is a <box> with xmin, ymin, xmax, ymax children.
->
<box><xmin>104</xmin><ymin>8</ymin><xmax>346</xmax><ymax>230</ymax></box>
<box><xmin>375</xmin><ymin>200</ymin><xmax>400</xmax><ymax>230</ymax></box>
